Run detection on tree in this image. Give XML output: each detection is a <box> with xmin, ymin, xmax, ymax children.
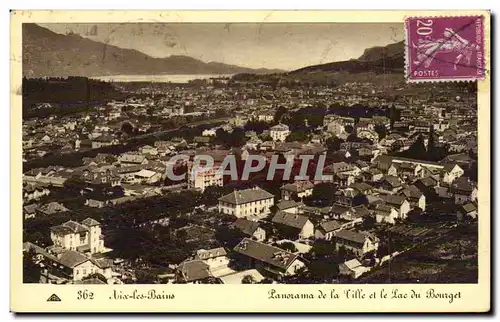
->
<box><xmin>215</xmin><ymin>226</ymin><xmax>246</xmax><ymax>248</ymax></box>
<box><xmin>309</xmin><ymin>240</ymin><xmax>337</xmax><ymax>259</ymax></box>
<box><xmin>362</xmin><ymin>215</ymin><xmax>377</xmax><ymax>230</ymax></box>
<box><xmin>135</xmin><ymin>270</ymin><xmax>157</xmax><ymax>284</ymax></box>
<box><xmin>308</xmin><ymin>259</ymin><xmax>339</xmax><ymax>282</ymax></box>
<box><xmin>260</xmin><ymin>277</ymin><xmax>274</xmax><ymax>284</ymax></box>
<box><xmin>23</xmin><ymin>250</ymin><xmax>41</xmax><ymax>283</ymax></box>
<box><xmin>121</xmin><ymin>122</ymin><xmax>135</xmax><ymax>136</ymax></box>
<box><xmin>285</xmin><ymin>130</ymin><xmax>309</xmax><ymax>142</ymax></box>
<box><xmin>406</xmin><ymin>208</ymin><xmax>424</xmax><ymax>223</ymax></box>
<box><xmin>176</xmin><ymin>229</ymin><xmax>188</xmax><ymax>242</ymax></box>
<box><xmin>402</xmin><ymin>135</ymin><xmax>427</xmax><ymax>159</ymax></box>
<box><xmin>244</xmin><ymin>120</ymin><xmax>269</xmax><ymax>134</ymax></box>
<box><xmin>374</xmin><ymin>124</ymin><xmax>387</xmax><ymax>140</ymax></box>
<box><xmin>83</xmin><ymin>272</ymin><xmax>108</xmax><ymax>283</ymax></box>
<box><xmin>63</xmin><ymin>176</ymin><xmax>88</xmax><ymax>196</ymax></box>
<box><xmin>326</xmin><ymin>137</ymin><xmax>344</xmax><ymax>152</ymax></box>
<box><xmin>305</xmin><ymin>182</ymin><xmax>336</xmax><ymax>206</ymax></box>
<box><xmin>273</xmin><ymin>106</ymin><xmax>287</xmax><ymax>124</ymax></box>
<box><xmin>345</xmin><ymin>125</ymin><xmax>354</xmax><ymax>134</ymax></box>
<box><xmin>241</xmin><ymin>275</ymin><xmax>255</xmax><ymax>284</ymax></box>
<box><xmin>279</xmin><ymin>241</ymin><xmax>298</xmax><ymax>253</ymax></box>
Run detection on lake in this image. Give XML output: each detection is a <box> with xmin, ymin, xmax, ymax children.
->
<box><xmin>91</xmin><ymin>74</ymin><xmax>233</xmax><ymax>83</ymax></box>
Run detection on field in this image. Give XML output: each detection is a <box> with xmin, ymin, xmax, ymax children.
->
<box><xmin>357</xmin><ymin>223</ymin><xmax>478</xmax><ymax>284</ymax></box>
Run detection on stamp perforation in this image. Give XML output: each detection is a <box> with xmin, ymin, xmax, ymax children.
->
<box><xmin>404</xmin><ymin>14</ymin><xmax>486</xmax><ymax>83</ymax></box>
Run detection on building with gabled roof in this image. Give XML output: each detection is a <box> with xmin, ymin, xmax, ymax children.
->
<box><xmin>233</xmin><ymin>238</ymin><xmax>306</xmax><ymax>276</ymax></box>
<box><xmin>50</xmin><ymin>218</ymin><xmax>105</xmax><ymax>254</ymax></box>
<box><xmin>334</xmin><ymin>230</ymin><xmax>379</xmax><ymax>258</ymax></box>
<box><xmin>280</xmin><ymin>181</ymin><xmax>314</xmax><ymax>200</ymax></box>
<box><xmin>339</xmin><ymin>258</ymin><xmax>370</xmax><ymax>279</ymax></box>
<box><xmin>315</xmin><ymin>220</ymin><xmax>343</xmax><ymax>240</ymax></box>
<box><xmin>218</xmin><ymin>187</ymin><xmax>274</xmax><ymax>218</ymax></box>
<box><xmin>379</xmin><ymin>194</ymin><xmax>411</xmax><ymax>219</ymax></box>
<box><xmin>233</xmin><ymin>218</ymin><xmax>266</xmax><ymax>242</ymax></box>
<box><xmin>176</xmin><ymin>259</ymin><xmax>212</xmax><ymax>283</ymax></box>
<box><xmin>272</xmin><ymin>211</ymin><xmax>314</xmax><ymax>239</ymax></box>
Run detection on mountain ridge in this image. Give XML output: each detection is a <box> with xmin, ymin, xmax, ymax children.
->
<box><xmin>290</xmin><ymin>41</ymin><xmax>405</xmax><ymax>74</ymax></box>
<box><xmin>22</xmin><ymin>24</ymin><xmax>284</xmax><ymax>77</ymax></box>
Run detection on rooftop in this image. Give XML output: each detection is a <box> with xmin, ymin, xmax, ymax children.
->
<box><xmin>218</xmin><ymin>187</ymin><xmax>274</xmax><ymax>205</ymax></box>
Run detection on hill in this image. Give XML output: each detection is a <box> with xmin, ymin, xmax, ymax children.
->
<box><xmin>22</xmin><ymin>24</ymin><xmax>283</xmax><ymax>77</ymax></box>
<box><xmin>291</xmin><ymin>41</ymin><xmax>405</xmax><ymax>74</ymax></box>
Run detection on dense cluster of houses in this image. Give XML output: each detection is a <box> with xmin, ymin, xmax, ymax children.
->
<box><xmin>23</xmin><ymin>79</ymin><xmax>478</xmax><ymax>284</ymax></box>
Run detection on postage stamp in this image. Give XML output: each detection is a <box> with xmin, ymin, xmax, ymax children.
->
<box><xmin>405</xmin><ymin>15</ymin><xmax>485</xmax><ymax>82</ymax></box>
<box><xmin>10</xmin><ymin>10</ymin><xmax>491</xmax><ymax>313</ymax></box>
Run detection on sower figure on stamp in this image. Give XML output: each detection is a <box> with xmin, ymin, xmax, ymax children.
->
<box><xmin>412</xmin><ymin>28</ymin><xmax>480</xmax><ymax>70</ymax></box>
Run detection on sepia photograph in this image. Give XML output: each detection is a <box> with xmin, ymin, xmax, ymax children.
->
<box><xmin>10</xmin><ymin>10</ymin><xmax>491</xmax><ymax>313</ymax></box>
<box><xmin>20</xmin><ymin>20</ymin><xmax>482</xmax><ymax>286</ymax></box>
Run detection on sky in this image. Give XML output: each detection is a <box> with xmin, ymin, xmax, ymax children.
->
<box><xmin>40</xmin><ymin>23</ymin><xmax>404</xmax><ymax>71</ymax></box>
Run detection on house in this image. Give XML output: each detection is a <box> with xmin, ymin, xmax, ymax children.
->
<box><xmin>140</xmin><ymin>145</ymin><xmax>158</xmax><ymax>155</ymax></box>
<box><xmin>272</xmin><ymin>212</ymin><xmax>315</xmax><ymax>239</ymax></box>
<box><xmin>118</xmin><ymin>153</ymin><xmax>148</xmax><ymax>166</ymax></box>
<box><xmin>23</xmin><ymin>203</ymin><xmax>38</xmax><ymax>219</ymax></box>
<box><xmin>218</xmin><ymin>269</ymin><xmax>265</xmax><ymax>284</ymax></box>
<box><xmin>357</xmin><ymin>129</ymin><xmax>379</xmax><ymax>144</ymax></box>
<box><xmin>315</xmin><ymin>220</ymin><xmax>342</xmax><ymax>240</ymax></box>
<box><xmin>334</xmin><ymin>230</ymin><xmax>379</xmax><ymax>258</ymax></box>
<box><xmin>397</xmin><ymin>162</ymin><xmax>422</xmax><ymax>178</ymax></box>
<box><xmin>269</xmin><ymin>123</ymin><xmax>290</xmax><ymax>142</ymax></box>
<box><xmin>23</xmin><ymin>184</ymin><xmax>50</xmax><ymax>202</ymax></box>
<box><xmin>329</xmin><ymin>204</ymin><xmax>366</xmax><ymax>228</ymax></box>
<box><xmin>134</xmin><ymin>169</ymin><xmax>162</xmax><ymax>184</ymax></box>
<box><xmin>176</xmin><ymin>259</ymin><xmax>212</xmax><ymax>283</ymax></box>
<box><xmin>85</xmin><ymin>197</ymin><xmax>108</xmax><ymax>208</ymax></box>
<box><xmin>399</xmin><ymin>185</ymin><xmax>426</xmax><ymax>211</ymax></box>
<box><xmin>188</xmin><ymin>164</ymin><xmax>223</xmax><ymax>192</ymax></box>
<box><xmin>233</xmin><ymin>238</ymin><xmax>306</xmax><ymax>276</ymax></box>
<box><xmin>233</xmin><ymin>218</ymin><xmax>266</xmax><ymax>242</ymax></box>
<box><xmin>50</xmin><ymin>218</ymin><xmax>105</xmax><ymax>254</ymax></box>
<box><xmin>276</xmin><ymin>200</ymin><xmax>303</xmax><ymax>214</ymax></box>
<box><xmin>218</xmin><ymin>187</ymin><xmax>274</xmax><ymax>219</ymax></box>
<box><xmin>280</xmin><ymin>181</ymin><xmax>314</xmax><ymax>200</ymax></box>
<box><xmin>442</xmin><ymin>163</ymin><xmax>464</xmax><ymax>184</ymax></box>
<box><xmin>379</xmin><ymin>194</ymin><xmax>410</xmax><ymax>219</ymax></box>
<box><xmin>37</xmin><ymin>202</ymin><xmax>70</xmax><ymax>216</ymax></box>
<box><xmin>91</xmin><ymin>135</ymin><xmax>119</xmax><ymax>149</ymax></box>
<box><xmin>452</xmin><ymin>180</ymin><xmax>478</xmax><ymax>204</ymax></box>
<box><xmin>414</xmin><ymin>176</ymin><xmax>440</xmax><ymax>201</ymax></box>
<box><xmin>202</xmin><ymin>128</ymin><xmax>217</xmax><ymax>137</ymax></box>
<box><xmin>193</xmin><ymin>136</ymin><xmax>211</xmax><ymax>146</ymax></box>
<box><xmin>339</xmin><ymin>258</ymin><xmax>370</xmax><ymax>279</ymax></box>
<box><xmin>194</xmin><ymin>247</ymin><xmax>230</xmax><ymax>277</ymax></box>
<box><xmin>379</xmin><ymin>175</ymin><xmax>402</xmax><ymax>192</ymax></box>
<box><xmin>372</xmin><ymin>203</ymin><xmax>399</xmax><ymax>224</ymax></box>
<box><xmin>457</xmin><ymin>203</ymin><xmax>478</xmax><ymax>220</ymax></box>
<box><xmin>24</xmin><ymin>242</ymin><xmax>113</xmax><ymax>282</ymax></box>
<box><xmin>362</xmin><ymin>168</ymin><xmax>384</xmax><ymax>182</ymax></box>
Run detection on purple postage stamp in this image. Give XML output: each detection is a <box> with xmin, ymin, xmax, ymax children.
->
<box><xmin>405</xmin><ymin>15</ymin><xmax>485</xmax><ymax>82</ymax></box>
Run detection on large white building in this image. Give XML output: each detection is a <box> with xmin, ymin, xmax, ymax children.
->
<box><xmin>50</xmin><ymin>218</ymin><xmax>105</xmax><ymax>255</ymax></box>
<box><xmin>218</xmin><ymin>187</ymin><xmax>275</xmax><ymax>219</ymax></box>
<box><xmin>269</xmin><ymin>124</ymin><xmax>290</xmax><ymax>142</ymax></box>
<box><xmin>188</xmin><ymin>165</ymin><xmax>224</xmax><ymax>192</ymax></box>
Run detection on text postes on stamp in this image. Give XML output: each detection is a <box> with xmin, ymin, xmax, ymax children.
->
<box><xmin>405</xmin><ymin>15</ymin><xmax>485</xmax><ymax>82</ymax></box>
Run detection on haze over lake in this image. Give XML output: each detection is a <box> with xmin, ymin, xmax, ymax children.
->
<box><xmin>91</xmin><ymin>74</ymin><xmax>233</xmax><ymax>83</ymax></box>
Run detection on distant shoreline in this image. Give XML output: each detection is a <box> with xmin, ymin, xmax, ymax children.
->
<box><xmin>90</xmin><ymin>74</ymin><xmax>234</xmax><ymax>83</ymax></box>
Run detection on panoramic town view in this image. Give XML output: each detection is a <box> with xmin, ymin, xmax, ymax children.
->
<box><xmin>22</xmin><ymin>23</ymin><xmax>478</xmax><ymax>285</ymax></box>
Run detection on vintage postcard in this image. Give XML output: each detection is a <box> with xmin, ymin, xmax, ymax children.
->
<box><xmin>10</xmin><ymin>10</ymin><xmax>490</xmax><ymax>313</ymax></box>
